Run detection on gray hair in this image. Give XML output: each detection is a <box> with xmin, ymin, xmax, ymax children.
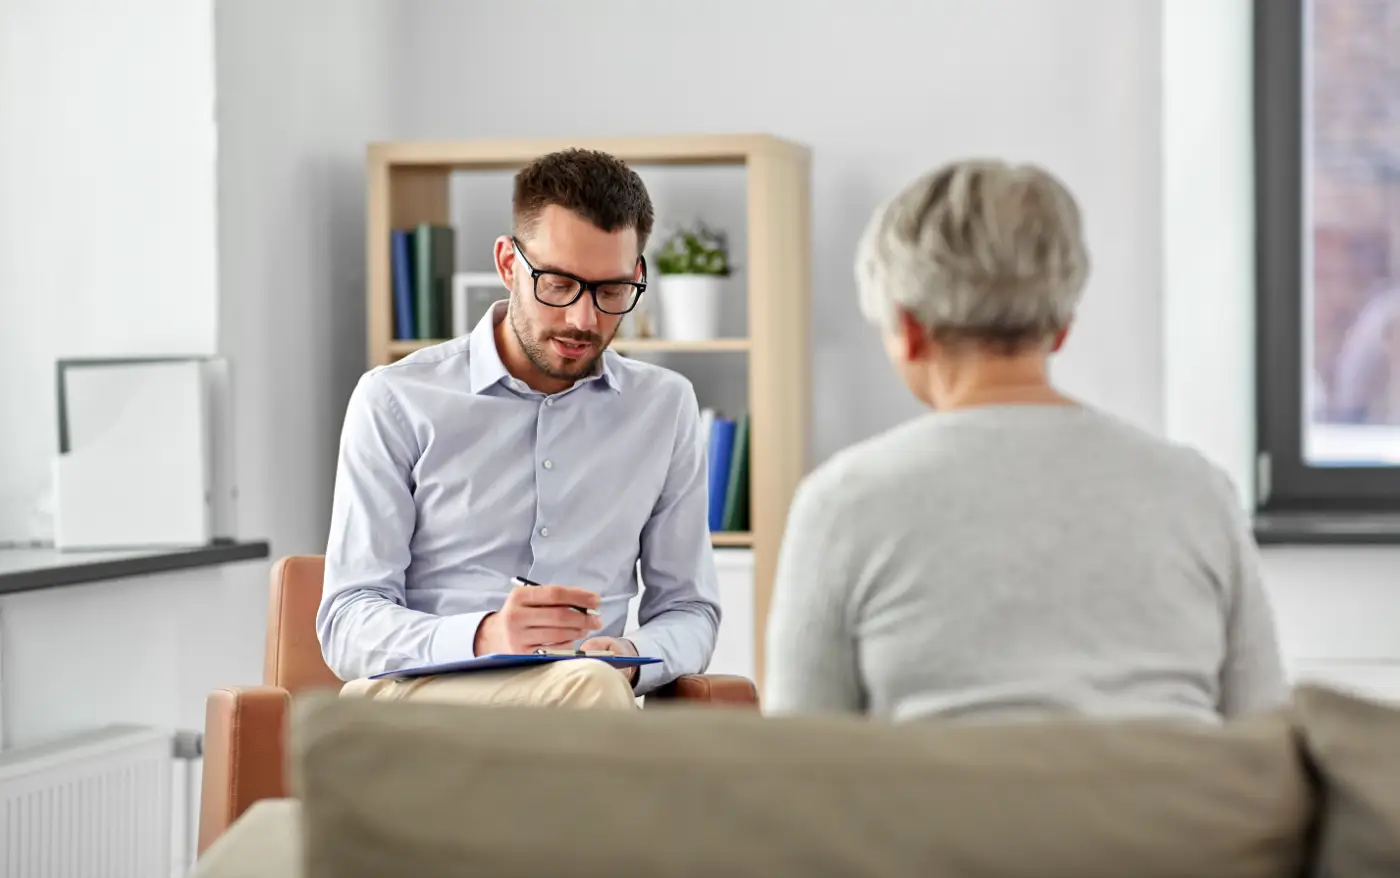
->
<box><xmin>855</xmin><ymin>159</ymin><xmax>1090</xmax><ymax>350</ymax></box>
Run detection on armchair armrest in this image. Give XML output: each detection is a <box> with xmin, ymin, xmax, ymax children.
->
<box><xmin>198</xmin><ymin>685</ymin><xmax>291</xmax><ymax>857</ymax></box>
<box><xmin>649</xmin><ymin>674</ymin><xmax>759</xmax><ymax>708</ymax></box>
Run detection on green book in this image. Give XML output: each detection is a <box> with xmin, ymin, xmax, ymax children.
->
<box><xmin>413</xmin><ymin>223</ymin><xmax>455</xmax><ymax>339</ymax></box>
<box><xmin>721</xmin><ymin>411</ymin><xmax>750</xmax><ymax>531</ymax></box>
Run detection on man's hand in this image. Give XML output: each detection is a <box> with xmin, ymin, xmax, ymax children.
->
<box><xmin>578</xmin><ymin>635</ymin><xmax>641</xmax><ymax>683</ymax></box>
<box><xmin>474</xmin><ymin>584</ymin><xmax>603</xmax><ymax>655</ymax></box>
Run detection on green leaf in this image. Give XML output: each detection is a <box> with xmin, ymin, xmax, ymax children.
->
<box><xmin>652</xmin><ymin>218</ymin><xmax>731</xmax><ymax>276</ymax></box>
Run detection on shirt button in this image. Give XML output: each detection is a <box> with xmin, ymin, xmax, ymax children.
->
<box><xmin>544</xmin><ymin>398</ymin><xmax>554</xmax><ymax>407</ymax></box>
<box><xmin>542</xmin><ymin>460</ymin><xmax>553</xmax><ymax>470</ymax></box>
<box><xmin>539</xmin><ymin>526</ymin><xmax>549</xmax><ymax>537</ymax></box>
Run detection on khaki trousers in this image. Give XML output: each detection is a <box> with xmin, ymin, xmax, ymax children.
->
<box><xmin>339</xmin><ymin>658</ymin><xmax>640</xmax><ymax>710</ymax></box>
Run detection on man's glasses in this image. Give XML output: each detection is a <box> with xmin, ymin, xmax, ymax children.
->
<box><xmin>512</xmin><ymin>237</ymin><xmax>647</xmax><ymax>315</ymax></box>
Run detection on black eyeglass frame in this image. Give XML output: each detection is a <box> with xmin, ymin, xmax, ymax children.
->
<box><xmin>511</xmin><ymin>236</ymin><xmax>648</xmax><ymax>315</ymax></box>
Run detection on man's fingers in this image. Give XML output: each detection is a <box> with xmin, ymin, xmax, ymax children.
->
<box><xmin>514</xmin><ymin>584</ymin><xmax>601</xmax><ymax>610</ymax></box>
<box><xmin>524</xmin><ymin>628</ymin><xmax>593</xmax><ymax>648</ymax></box>
<box><xmin>520</xmin><ymin>607</ymin><xmax>600</xmax><ymax>631</ymax></box>
<box><xmin>578</xmin><ymin>638</ymin><xmax>636</xmax><ymax>681</ymax></box>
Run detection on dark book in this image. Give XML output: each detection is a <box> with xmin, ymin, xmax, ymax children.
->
<box><xmin>413</xmin><ymin>224</ymin><xmax>455</xmax><ymax>339</ymax></box>
<box><xmin>391</xmin><ymin>229</ymin><xmax>415</xmax><ymax>339</ymax></box>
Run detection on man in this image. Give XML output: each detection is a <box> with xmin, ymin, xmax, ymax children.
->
<box><xmin>317</xmin><ymin>148</ymin><xmax>720</xmax><ymax>708</ymax></box>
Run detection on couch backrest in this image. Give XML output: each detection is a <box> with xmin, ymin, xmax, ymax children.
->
<box><xmin>288</xmin><ymin>693</ymin><xmax>1316</xmax><ymax>878</ymax></box>
<box><xmin>264</xmin><ymin>555</ymin><xmax>342</xmax><ymax>692</ymax></box>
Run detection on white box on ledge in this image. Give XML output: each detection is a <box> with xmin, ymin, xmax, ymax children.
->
<box><xmin>709</xmin><ymin>546</ymin><xmax>756</xmax><ymax>679</ymax></box>
<box><xmin>51</xmin><ymin>357</ymin><xmax>237</xmax><ymax>551</ymax></box>
<box><xmin>626</xmin><ymin>546</ymin><xmax>755</xmax><ymax>682</ymax></box>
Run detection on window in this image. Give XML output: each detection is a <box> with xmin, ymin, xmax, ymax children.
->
<box><xmin>1256</xmin><ymin>0</ymin><xmax>1400</xmax><ymax>513</ymax></box>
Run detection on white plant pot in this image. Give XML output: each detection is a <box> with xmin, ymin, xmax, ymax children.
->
<box><xmin>657</xmin><ymin>274</ymin><xmax>724</xmax><ymax>341</ymax></box>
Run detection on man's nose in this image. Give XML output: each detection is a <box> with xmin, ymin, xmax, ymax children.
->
<box><xmin>565</xmin><ymin>292</ymin><xmax>599</xmax><ymax>332</ymax></box>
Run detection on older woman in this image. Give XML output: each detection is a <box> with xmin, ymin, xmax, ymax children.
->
<box><xmin>763</xmin><ymin>159</ymin><xmax>1287</xmax><ymax>723</ymax></box>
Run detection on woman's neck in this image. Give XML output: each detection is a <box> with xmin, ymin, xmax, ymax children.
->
<box><xmin>923</xmin><ymin>353</ymin><xmax>1074</xmax><ymax>411</ymax></box>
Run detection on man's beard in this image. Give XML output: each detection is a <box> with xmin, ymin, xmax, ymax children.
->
<box><xmin>509</xmin><ymin>290</ymin><xmax>609</xmax><ymax>381</ymax></box>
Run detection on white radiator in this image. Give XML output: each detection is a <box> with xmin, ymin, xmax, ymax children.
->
<box><xmin>0</xmin><ymin>725</ymin><xmax>199</xmax><ymax>878</ymax></box>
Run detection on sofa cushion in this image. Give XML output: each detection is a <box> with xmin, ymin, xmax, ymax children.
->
<box><xmin>190</xmin><ymin>798</ymin><xmax>302</xmax><ymax>878</ymax></box>
<box><xmin>288</xmin><ymin>694</ymin><xmax>1312</xmax><ymax>878</ymax></box>
<box><xmin>1292</xmin><ymin>684</ymin><xmax>1400</xmax><ymax>877</ymax></box>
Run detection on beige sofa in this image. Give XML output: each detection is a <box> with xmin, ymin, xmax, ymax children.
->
<box><xmin>193</xmin><ymin>684</ymin><xmax>1400</xmax><ymax>878</ymax></box>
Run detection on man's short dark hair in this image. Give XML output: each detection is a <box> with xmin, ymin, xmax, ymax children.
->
<box><xmin>513</xmin><ymin>148</ymin><xmax>655</xmax><ymax>252</ymax></box>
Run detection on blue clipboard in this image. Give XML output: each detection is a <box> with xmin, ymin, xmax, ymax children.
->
<box><xmin>370</xmin><ymin>653</ymin><xmax>662</xmax><ymax>680</ymax></box>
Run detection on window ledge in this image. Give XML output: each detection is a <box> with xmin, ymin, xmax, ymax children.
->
<box><xmin>0</xmin><ymin>540</ymin><xmax>271</xmax><ymax>595</ymax></box>
<box><xmin>1253</xmin><ymin>513</ymin><xmax>1400</xmax><ymax>546</ymax></box>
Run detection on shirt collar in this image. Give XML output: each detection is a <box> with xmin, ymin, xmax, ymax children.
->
<box><xmin>468</xmin><ymin>300</ymin><xmax>623</xmax><ymax>395</ymax></box>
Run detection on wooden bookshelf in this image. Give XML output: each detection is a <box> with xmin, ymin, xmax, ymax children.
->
<box><xmin>612</xmin><ymin>338</ymin><xmax>751</xmax><ymax>354</ymax></box>
<box><xmin>366</xmin><ymin>134</ymin><xmax>811</xmax><ymax>685</ymax></box>
<box><xmin>709</xmin><ymin>531</ymin><xmax>754</xmax><ymax>547</ymax></box>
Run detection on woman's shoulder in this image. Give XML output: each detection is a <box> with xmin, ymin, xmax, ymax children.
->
<box><xmin>1076</xmin><ymin>408</ymin><xmax>1243</xmax><ymax>498</ymax></box>
<box><xmin>793</xmin><ymin>416</ymin><xmax>944</xmax><ymax>508</ymax></box>
<box><xmin>801</xmin><ymin>405</ymin><xmax>1244</xmax><ymax>513</ymax></box>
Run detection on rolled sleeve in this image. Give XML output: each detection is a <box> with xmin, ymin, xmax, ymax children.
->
<box><xmin>429</xmin><ymin>611</ymin><xmax>492</xmax><ymax>664</ymax></box>
<box><xmin>628</xmin><ymin>612</ymin><xmax>712</xmax><ymax>693</ymax></box>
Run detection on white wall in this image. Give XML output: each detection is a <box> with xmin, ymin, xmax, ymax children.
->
<box><xmin>397</xmin><ymin>0</ymin><xmax>1165</xmax><ymax>462</ymax></box>
<box><xmin>1162</xmin><ymin>0</ymin><xmax>1256</xmax><ymax>497</ymax></box>
<box><xmin>215</xmin><ymin>0</ymin><xmax>397</xmax><ymax>565</ymax></box>
<box><xmin>0</xmin><ymin>0</ymin><xmax>396</xmax><ymax>749</ymax></box>
<box><xmin>0</xmin><ymin>0</ymin><xmax>239</xmax><ymax>749</ymax></box>
<box><xmin>0</xmin><ymin>0</ymin><xmax>219</xmax><ymax>543</ymax></box>
<box><xmin>1162</xmin><ymin>0</ymin><xmax>1400</xmax><ymax>698</ymax></box>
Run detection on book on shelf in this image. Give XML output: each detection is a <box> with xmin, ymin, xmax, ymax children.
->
<box><xmin>701</xmin><ymin>408</ymin><xmax>750</xmax><ymax>534</ymax></box>
<box><xmin>391</xmin><ymin>224</ymin><xmax>456</xmax><ymax>341</ymax></box>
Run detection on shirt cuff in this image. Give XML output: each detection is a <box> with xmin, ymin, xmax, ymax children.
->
<box><xmin>623</xmin><ymin>631</ymin><xmax>669</xmax><ymax>696</ymax></box>
<box><xmin>429</xmin><ymin>611</ymin><xmax>492</xmax><ymax>665</ymax></box>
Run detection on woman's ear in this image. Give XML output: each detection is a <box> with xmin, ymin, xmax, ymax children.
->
<box><xmin>897</xmin><ymin>308</ymin><xmax>930</xmax><ymax>361</ymax></box>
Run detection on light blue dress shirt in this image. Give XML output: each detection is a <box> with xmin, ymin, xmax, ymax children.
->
<box><xmin>317</xmin><ymin>301</ymin><xmax>721</xmax><ymax>694</ymax></box>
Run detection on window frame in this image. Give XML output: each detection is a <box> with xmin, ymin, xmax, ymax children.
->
<box><xmin>1253</xmin><ymin>0</ymin><xmax>1400</xmax><ymax>513</ymax></box>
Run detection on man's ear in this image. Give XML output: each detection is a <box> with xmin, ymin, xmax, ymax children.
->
<box><xmin>493</xmin><ymin>236</ymin><xmax>517</xmax><ymax>289</ymax></box>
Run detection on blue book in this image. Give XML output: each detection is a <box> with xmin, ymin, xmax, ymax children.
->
<box><xmin>707</xmin><ymin>416</ymin><xmax>736</xmax><ymax>530</ymax></box>
<box><xmin>391</xmin><ymin>229</ymin><xmax>415</xmax><ymax>340</ymax></box>
<box><xmin>369</xmin><ymin>653</ymin><xmax>661</xmax><ymax>681</ymax></box>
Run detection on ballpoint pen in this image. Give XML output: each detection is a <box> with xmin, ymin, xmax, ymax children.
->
<box><xmin>510</xmin><ymin>575</ymin><xmax>601</xmax><ymax>616</ymax></box>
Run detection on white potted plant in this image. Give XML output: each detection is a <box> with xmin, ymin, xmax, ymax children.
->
<box><xmin>653</xmin><ymin>220</ymin><xmax>730</xmax><ymax>341</ymax></box>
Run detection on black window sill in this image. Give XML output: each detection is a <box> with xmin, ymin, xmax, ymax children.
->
<box><xmin>1254</xmin><ymin>513</ymin><xmax>1400</xmax><ymax>546</ymax></box>
<box><xmin>0</xmin><ymin>539</ymin><xmax>271</xmax><ymax>595</ymax></box>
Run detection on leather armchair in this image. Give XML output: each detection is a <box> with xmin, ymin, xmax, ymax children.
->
<box><xmin>198</xmin><ymin>555</ymin><xmax>758</xmax><ymax>856</ymax></box>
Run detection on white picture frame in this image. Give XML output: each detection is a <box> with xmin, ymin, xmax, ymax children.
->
<box><xmin>451</xmin><ymin>271</ymin><xmax>506</xmax><ymax>338</ymax></box>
